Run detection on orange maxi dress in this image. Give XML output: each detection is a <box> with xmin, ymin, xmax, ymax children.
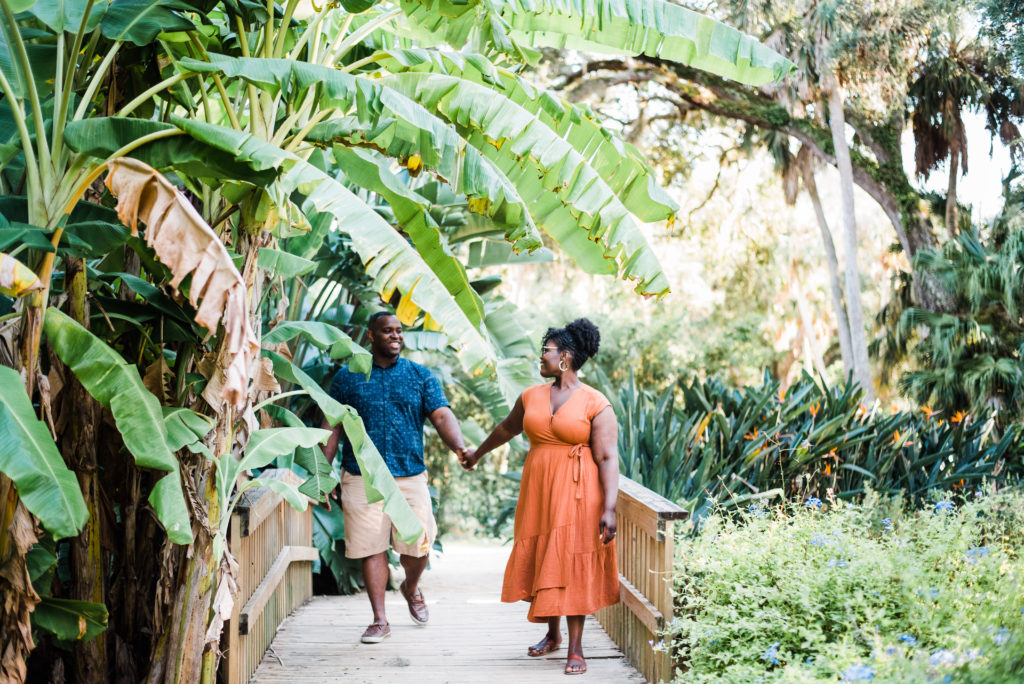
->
<box><xmin>501</xmin><ymin>383</ymin><xmax>620</xmax><ymax>622</ymax></box>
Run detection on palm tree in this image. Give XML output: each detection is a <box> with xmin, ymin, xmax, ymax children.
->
<box><xmin>908</xmin><ymin>28</ymin><xmax>1011</xmax><ymax>234</ymax></box>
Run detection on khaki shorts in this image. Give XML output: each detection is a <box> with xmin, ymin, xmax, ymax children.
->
<box><xmin>340</xmin><ymin>470</ymin><xmax>437</xmax><ymax>559</ymax></box>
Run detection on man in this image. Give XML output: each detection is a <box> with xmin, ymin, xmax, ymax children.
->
<box><xmin>322</xmin><ymin>311</ymin><xmax>469</xmax><ymax>644</ymax></box>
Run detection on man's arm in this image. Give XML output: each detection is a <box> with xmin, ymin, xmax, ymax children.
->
<box><xmin>320</xmin><ymin>419</ymin><xmax>345</xmax><ymax>466</ymax></box>
<box><xmin>428</xmin><ymin>406</ymin><xmax>467</xmax><ymax>458</ymax></box>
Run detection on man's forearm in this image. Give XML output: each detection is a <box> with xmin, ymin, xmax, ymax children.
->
<box><xmin>430</xmin><ymin>407</ymin><xmax>466</xmax><ymax>453</ymax></box>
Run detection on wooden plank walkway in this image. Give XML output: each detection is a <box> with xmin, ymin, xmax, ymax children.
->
<box><xmin>248</xmin><ymin>541</ymin><xmax>646</xmax><ymax>683</ymax></box>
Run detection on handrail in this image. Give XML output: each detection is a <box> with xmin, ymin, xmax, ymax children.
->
<box><xmin>221</xmin><ymin>469</ymin><xmax>317</xmax><ymax>684</ymax></box>
<box><xmin>597</xmin><ymin>476</ymin><xmax>687</xmax><ymax>683</ymax></box>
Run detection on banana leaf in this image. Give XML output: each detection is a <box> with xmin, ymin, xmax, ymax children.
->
<box><xmin>257</xmin><ymin>248</ymin><xmax>316</xmax><ymax>277</ymax></box>
<box><xmin>399</xmin><ymin>0</ymin><xmax>796</xmax><ymax>86</ymax></box>
<box><xmin>263</xmin><ymin>320</ymin><xmax>372</xmax><ymax>374</ymax></box>
<box><xmin>0</xmin><ymin>365</ymin><xmax>88</xmax><ymax>540</ymax></box>
<box><xmin>377</xmin><ymin>47</ymin><xmax>678</xmax><ymax>222</ymax></box>
<box><xmin>32</xmin><ymin>597</ymin><xmax>108</xmax><ymax>642</ymax></box>
<box><xmin>332</xmin><ymin>146</ymin><xmax>486</xmax><ymax>327</ymax></box>
<box><xmin>43</xmin><ymin>307</ymin><xmax>193</xmax><ymax>544</ymax></box>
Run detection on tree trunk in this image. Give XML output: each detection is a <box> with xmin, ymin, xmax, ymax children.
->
<box><xmin>799</xmin><ymin>151</ymin><xmax>854</xmax><ymax>379</ymax></box>
<box><xmin>946</xmin><ymin>147</ymin><xmax>959</xmax><ymax>234</ymax></box>
<box><xmin>825</xmin><ymin>76</ymin><xmax>875</xmax><ymax>401</ymax></box>
<box><xmin>144</xmin><ymin>463</ymin><xmax>217</xmax><ymax>684</ymax></box>
<box><xmin>0</xmin><ymin>477</ymin><xmax>39</xmax><ymax>684</ymax></box>
<box><xmin>792</xmin><ymin>273</ymin><xmax>830</xmax><ymax>381</ymax></box>
<box><xmin>61</xmin><ymin>258</ymin><xmax>107</xmax><ymax>684</ymax></box>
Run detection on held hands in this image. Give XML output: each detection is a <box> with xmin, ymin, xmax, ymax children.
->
<box><xmin>598</xmin><ymin>508</ymin><xmax>617</xmax><ymax>545</ymax></box>
<box><xmin>457</xmin><ymin>447</ymin><xmax>480</xmax><ymax>471</ymax></box>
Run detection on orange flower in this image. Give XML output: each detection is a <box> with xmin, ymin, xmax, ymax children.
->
<box><xmin>744</xmin><ymin>428</ymin><xmax>759</xmax><ymax>441</ymax></box>
<box><xmin>777</xmin><ymin>388</ymin><xmax>786</xmax><ymax>402</ymax></box>
<box><xmin>951</xmin><ymin>410</ymin><xmax>967</xmax><ymax>424</ymax></box>
<box><xmin>825</xmin><ymin>464</ymin><xmax>832</xmax><ymax>476</ymax></box>
<box><xmin>921</xmin><ymin>405</ymin><xmax>940</xmax><ymax>419</ymax></box>
<box><xmin>893</xmin><ymin>430</ymin><xmax>901</xmax><ymax>444</ymax></box>
<box><xmin>810</xmin><ymin>402</ymin><xmax>820</xmax><ymax>417</ymax></box>
<box><xmin>857</xmin><ymin>404</ymin><xmax>869</xmax><ymax>419</ymax></box>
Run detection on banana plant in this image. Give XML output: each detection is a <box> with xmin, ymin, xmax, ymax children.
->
<box><xmin>1</xmin><ymin>0</ymin><xmax>795</xmax><ymax>680</ymax></box>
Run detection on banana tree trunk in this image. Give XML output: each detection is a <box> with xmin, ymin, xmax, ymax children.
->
<box><xmin>825</xmin><ymin>75</ymin><xmax>875</xmax><ymax>401</ymax></box>
<box><xmin>799</xmin><ymin>153</ymin><xmax>854</xmax><ymax>377</ymax></box>
<box><xmin>0</xmin><ymin>476</ymin><xmax>39</xmax><ymax>684</ymax></box>
<box><xmin>145</xmin><ymin>462</ymin><xmax>217</xmax><ymax>684</ymax></box>
<box><xmin>60</xmin><ymin>258</ymin><xmax>108</xmax><ymax>683</ymax></box>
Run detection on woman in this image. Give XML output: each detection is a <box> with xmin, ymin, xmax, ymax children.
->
<box><xmin>461</xmin><ymin>318</ymin><xmax>619</xmax><ymax>675</ymax></box>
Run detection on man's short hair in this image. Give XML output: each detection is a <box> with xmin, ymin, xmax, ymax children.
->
<box><xmin>368</xmin><ymin>310</ymin><xmax>397</xmax><ymax>329</ymax></box>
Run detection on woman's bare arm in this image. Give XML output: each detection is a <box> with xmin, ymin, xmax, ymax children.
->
<box><xmin>460</xmin><ymin>395</ymin><xmax>526</xmax><ymax>470</ymax></box>
<box><xmin>590</xmin><ymin>407</ymin><xmax>619</xmax><ymax>544</ymax></box>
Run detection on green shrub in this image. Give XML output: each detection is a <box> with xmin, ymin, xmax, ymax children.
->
<box><xmin>665</xmin><ymin>489</ymin><xmax>1024</xmax><ymax>682</ymax></box>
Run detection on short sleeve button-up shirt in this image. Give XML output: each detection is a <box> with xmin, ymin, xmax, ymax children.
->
<box><xmin>328</xmin><ymin>357</ymin><xmax>449</xmax><ymax>478</ymax></box>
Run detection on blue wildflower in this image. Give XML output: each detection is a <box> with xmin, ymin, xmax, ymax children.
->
<box><xmin>809</xmin><ymin>533</ymin><xmax>828</xmax><ymax>547</ymax></box>
<box><xmin>762</xmin><ymin>641</ymin><xmax>780</xmax><ymax>665</ymax></box>
<box><xmin>827</xmin><ymin>557</ymin><xmax>848</xmax><ymax>569</ymax></box>
<box><xmin>943</xmin><ymin>676</ymin><xmax>952</xmax><ymax>684</ymax></box>
<box><xmin>929</xmin><ymin>649</ymin><xmax>955</xmax><ymax>666</ymax></box>
<box><xmin>994</xmin><ymin>628</ymin><xmax>1010</xmax><ymax>646</ymax></box>
<box><xmin>805</xmin><ymin>497</ymin><xmax>823</xmax><ymax>509</ymax></box>
<box><xmin>881</xmin><ymin>518</ymin><xmax>893</xmax><ymax>531</ymax></box>
<box><xmin>898</xmin><ymin>634</ymin><xmax>917</xmax><ymax>645</ymax></box>
<box><xmin>935</xmin><ymin>501</ymin><xmax>954</xmax><ymax>513</ymax></box>
<box><xmin>841</xmin><ymin>663</ymin><xmax>875</xmax><ymax>681</ymax></box>
<box><xmin>964</xmin><ymin>547</ymin><xmax>990</xmax><ymax>565</ymax></box>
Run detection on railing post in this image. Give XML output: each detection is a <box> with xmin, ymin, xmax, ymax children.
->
<box><xmin>596</xmin><ymin>476</ymin><xmax>687</xmax><ymax>683</ymax></box>
<box><xmin>220</xmin><ymin>469</ymin><xmax>317</xmax><ymax>684</ymax></box>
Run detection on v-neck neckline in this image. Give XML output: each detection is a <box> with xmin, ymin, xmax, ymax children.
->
<box><xmin>549</xmin><ymin>383</ymin><xmax>582</xmax><ymax>417</ymax></box>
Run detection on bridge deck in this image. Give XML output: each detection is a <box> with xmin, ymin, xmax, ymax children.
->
<box><xmin>247</xmin><ymin>541</ymin><xmax>645</xmax><ymax>683</ymax></box>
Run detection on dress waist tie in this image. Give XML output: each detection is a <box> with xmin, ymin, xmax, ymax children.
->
<box><xmin>569</xmin><ymin>443</ymin><xmax>587</xmax><ymax>501</ymax></box>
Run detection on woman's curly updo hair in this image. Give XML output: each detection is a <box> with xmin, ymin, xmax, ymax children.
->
<box><xmin>544</xmin><ymin>318</ymin><xmax>600</xmax><ymax>371</ymax></box>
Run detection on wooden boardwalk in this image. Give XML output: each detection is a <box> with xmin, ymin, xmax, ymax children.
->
<box><xmin>248</xmin><ymin>541</ymin><xmax>646</xmax><ymax>683</ymax></box>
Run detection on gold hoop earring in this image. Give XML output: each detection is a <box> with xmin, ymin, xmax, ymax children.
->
<box><xmin>558</xmin><ymin>359</ymin><xmax>569</xmax><ymax>372</ymax></box>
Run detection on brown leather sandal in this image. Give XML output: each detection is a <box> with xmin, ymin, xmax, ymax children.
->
<box><xmin>564</xmin><ymin>653</ymin><xmax>587</xmax><ymax>675</ymax></box>
<box><xmin>527</xmin><ymin>634</ymin><xmax>561</xmax><ymax>657</ymax></box>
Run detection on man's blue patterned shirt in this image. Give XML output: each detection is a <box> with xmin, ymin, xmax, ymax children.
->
<box><xmin>328</xmin><ymin>357</ymin><xmax>449</xmax><ymax>477</ymax></box>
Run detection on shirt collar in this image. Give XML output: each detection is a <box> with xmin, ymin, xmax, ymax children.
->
<box><xmin>373</xmin><ymin>356</ymin><xmax>402</xmax><ymax>370</ymax></box>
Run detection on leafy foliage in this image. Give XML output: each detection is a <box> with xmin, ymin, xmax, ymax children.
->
<box><xmin>0</xmin><ymin>365</ymin><xmax>87</xmax><ymax>540</ymax></box>
<box><xmin>597</xmin><ymin>370</ymin><xmax>1024</xmax><ymax>523</ymax></box>
<box><xmin>667</xmin><ymin>489</ymin><xmax>1024</xmax><ymax>682</ymax></box>
<box><xmin>873</xmin><ymin>175</ymin><xmax>1024</xmax><ymax>422</ymax></box>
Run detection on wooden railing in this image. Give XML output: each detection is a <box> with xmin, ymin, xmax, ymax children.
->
<box><xmin>596</xmin><ymin>476</ymin><xmax>687</xmax><ymax>684</ymax></box>
<box><xmin>221</xmin><ymin>469</ymin><xmax>318</xmax><ymax>684</ymax></box>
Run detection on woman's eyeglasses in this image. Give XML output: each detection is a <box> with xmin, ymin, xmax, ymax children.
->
<box><xmin>540</xmin><ymin>345</ymin><xmax>558</xmax><ymax>355</ymax></box>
